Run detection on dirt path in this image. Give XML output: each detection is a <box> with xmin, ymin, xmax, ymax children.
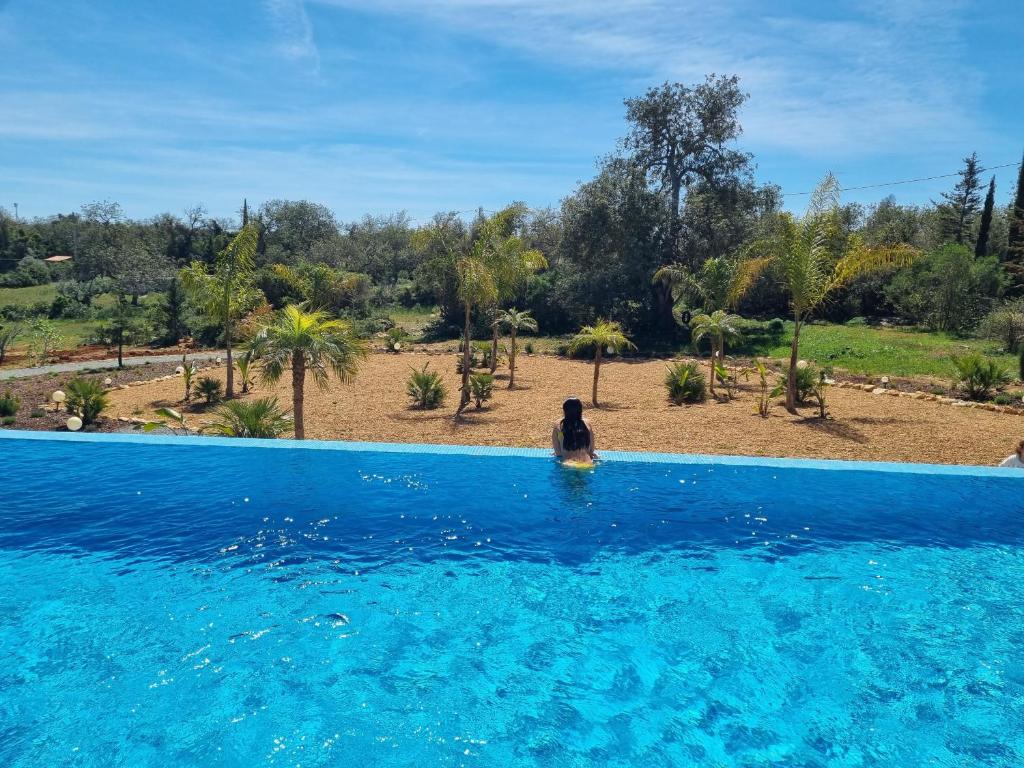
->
<box><xmin>101</xmin><ymin>351</ymin><xmax>1024</xmax><ymax>466</ymax></box>
<box><xmin>0</xmin><ymin>352</ymin><xmax>223</xmax><ymax>381</ymax></box>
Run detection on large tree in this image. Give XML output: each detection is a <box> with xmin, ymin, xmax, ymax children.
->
<box><xmin>937</xmin><ymin>152</ymin><xmax>982</xmax><ymax>245</ymax></box>
<box><xmin>1007</xmin><ymin>154</ymin><xmax>1024</xmax><ymax>283</ymax></box>
<box><xmin>975</xmin><ymin>177</ymin><xmax>996</xmax><ymax>258</ymax></box>
<box><xmin>621</xmin><ymin>75</ymin><xmax>753</xmax><ymax>327</ymax></box>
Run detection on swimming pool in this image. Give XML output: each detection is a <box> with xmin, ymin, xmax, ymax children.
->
<box><xmin>2</xmin><ymin>432</ymin><xmax>1023</xmax><ymax>767</ymax></box>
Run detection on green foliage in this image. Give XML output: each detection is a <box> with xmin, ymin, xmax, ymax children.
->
<box><xmin>664</xmin><ymin>361</ymin><xmax>706</xmax><ymax>405</ymax></box>
<box><xmin>407</xmin><ymin>364</ymin><xmax>446</xmax><ymax>409</ymax></box>
<box><xmin>783</xmin><ymin>363</ymin><xmax>819</xmax><ymax>404</ymax></box>
<box><xmin>26</xmin><ymin>318</ymin><xmax>64</xmax><ymax>363</ymax></box>
<box><xmin>885</xmin><ymin>244</ymin><xmax>1004</xmax><ymax>332</ymax></box>
<box><xmin>0</xmin><ymin>390</ymin><xmax>19</xmax><ymax>417</ymax></box>
<box><xmin>0</xmin><ymin>415</ymin><xmax>14</xmax><ymax>426</ymax></box>
<box><xmin>469</xmin><ymin>373</ymin><xmax>494</xmax><ymax>408</ymax></box>
<box><xmin>29</xmin><ymin>407</ymin><xmax>45</xmax><ymax>418</ymax></box>
<box><xmin>753</xmin><ymin>359</ymin><xmax>784</xmax><ymax>417</ymax></box>
<box><xmin>951</xmin><ymin>353</ymin><xmax>1011</xmax><ymax>401</ymax></box>
<box><xmin>0</xmin><ymin>323</ymin><xmax>21</xmax><ymax>364</ymax></box>
<box><xmin>203</xmin><ymin>398</ymin><xmax>292</xmax><ymax>438</ymax></box>
<box><xmin>195</xmin><ymin>376</ymin><xmax>223</xmax><ymax>404</ymax></box>
<box><xmin>524</xmin><ymin>341</ymin><xmax>535</xmax><ymax>354</ymax></box>
<box><xmin>384</xmin><ymin>326</ymin><xmax>410</xmax><ymax>352</ymax></box>
<box><xmin>141</xmin><ymin>406</ymin><xmax>189</xmax><ymax>434</ymax></box>
<box><xmin>978</xmin><ymin>300</ymin><xmax>1024</xmax><ymax>353</ymax></box>
<box><xmin>65</xmin><ymin>378</ymin><xmax>110</xmax><ymax>425</ymax></box>
<box><xmin>181</xmin><ymin>362</ymin><xmax>197</xmax><ymax>402</ymax></box>
<box><xmin>236</xmin><ymin>353</ymin><xmax>255</xmax><ymax>394</ymax></box>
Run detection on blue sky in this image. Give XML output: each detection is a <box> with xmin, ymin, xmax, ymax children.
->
<box><xmin>1</xmin><ymin>0</ymin><xmax>1021</xmax><ymax>223</ymax></box>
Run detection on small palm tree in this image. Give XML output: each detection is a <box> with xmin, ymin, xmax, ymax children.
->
<box><xmin>203</xmin><ymin>397</ymin><xmax>292</xmax><ymax>438</ymax></box>
<box><xmin>742</xmin><ymin>173</ymin><xmax>917</xmax><ymax>412</ymax></box>
<box><xmin>690</xmin><ymin>310</ymin><xmax>742</xmax><ymax>397</ymax></box>
<box><xmin>568</xmin><ymin>320</ymin><xmax>636</xmax><ymax>406</ymax></box>
<box><xmin>251</xmin><ymin>305</ymin><xmax>368</xmax><ymax>439</ymax></box>
<box><xmin>493</xmin><ymin>308</ymin><xmax>538</xmax><ymax>388</ymax></box>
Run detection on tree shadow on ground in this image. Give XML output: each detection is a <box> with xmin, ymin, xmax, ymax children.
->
<box><xmin>794</xmin><ymin>414</ymin><xmax>906</xmax><ymax>445</ymax></box>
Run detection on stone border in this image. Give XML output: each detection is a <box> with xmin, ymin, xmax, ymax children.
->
<box><xmin>834</xmin><ymin>380</ymin><xmax>1024</xmax><ymax>415</ymax></box>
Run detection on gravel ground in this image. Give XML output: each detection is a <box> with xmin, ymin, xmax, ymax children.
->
<box><xmin>0</xmin><ymin>360</ymin><xmax>205</xmax><ymax>433</ymax></box>
<box><xmin>84</xmin><ymin>351</ymin><xmax>1024</xmax><ymax>467</ymax></box>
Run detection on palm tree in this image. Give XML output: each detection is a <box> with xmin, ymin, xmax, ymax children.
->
<box><xmin>689</xmin><ymin>310</ymin><xmax>742</xmax><ymax>397</ymax></box>
<box><xmin>653</xmin><ymin>256</ymin><xmax>749</xmax><ymax>314</ymax></box>
<box><xmin>568</xmin><ymin>320</ymin><xmax>636</xmax><ymax>406</ymax></box>
<box><xmin>493</xmin><ymin>308</ymin><xmax>538</xmax><ymax>388</ymax></box>
<box><xmin>203</xmin><ymin>398</ymin><xmax>293</xmax><ymax>438</ymax></box>
<box><xmin>251</xmin><ymin>305</ymin><xmax>368</xmax><ymax>439</ymax></box>
<box><xmin>180</xmin><ymin>224</ymin><xmax>260</xmax><ymax>398</ymax></box>
<box><xmin>414</xmin><ymin>204</ymin><xmax>546</xmax><ymax>414</ymax></box>
<box><xmin>742</xmin><ymin>173</ymin><xmax>917</xmax><ymax>412</ymax></box>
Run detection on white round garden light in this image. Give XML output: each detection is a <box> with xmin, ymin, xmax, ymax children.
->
<box><xmin>216</xmin><ymin>357</ymin><xmax>223</xmax><ymax>365</ymax></box>
<box><xmin>796</xmin><ymin>360</ymin><xmax>808</xmax><ymax>370</ymax></box>
<box><xmin>103</xmin><ymin>377</ymin><xmax>112</xmax><ymax>386</ymax></box>
<box><xmin>606</xmin><ymin>345</ymin><xmax>615</xmax><ymax>355</ymax></box>
<box><xmin>175</xmin><ymin>366</ymin><xmax>185</xmax><ymax>375</ymax></box>
<box><xmin>66</xmin><ymin>416</ymin><xmax>83</xmax><ymax>432</ymax></box>
<box><xmin>51</xmin><ymin>390</ymin><xmax>66</xmax><ymax>411</ymax></box>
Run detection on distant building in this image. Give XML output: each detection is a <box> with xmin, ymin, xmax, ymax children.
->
<box><xmin>43</xmin><ymin>254</ymin><xmax>73</xmax><ymax>263</ymax></box>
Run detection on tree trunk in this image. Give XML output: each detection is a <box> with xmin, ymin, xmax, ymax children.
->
<box><xmin>117</xmin><ymin>336</ymin><xmax>124</xmax><ymax>369</ymax></box>
<box><xmin>292</xmin><ymin>352</ymin><xmax>305</xmax><ymax>439</ymax></box>
<box><xmin>225</xmin><ymin>313</ymin><xmax>235</xmax><ymax>399</ymax></box>
<box><xmin>457</xmin><ymin>302</ymin><xmax>472</xmax><ymax>414</ymax></box>
<box><xmin>508</xmin><ymin>330</ymin><xmax>517</xmax><ymax>388</ymax></box>
<box><xmin>707</xmin><ymin>338</ymin><xmax>718</xmax><ymax>397</ymax></box>
<box><xmin>592</xmin><ymin>348</ymin><xmax>602</xmax><ymax>406</ymax></box>
<box><xmin>490</xmin><ymin>326</ymin><xmax>499</xmax><ymax>373</ymax></box>
<box><xmin>786</xmin><ymin>319</ymin><xmax>801</xmax><ymax>414</ymax></box>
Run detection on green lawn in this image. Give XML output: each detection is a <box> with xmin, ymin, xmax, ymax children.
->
<box><xmin>748</xmin><ymin>321</ymin><xmax>1018</xmax><ymax>379</ymax></box>
<box><xmin>0</xmin><ymin>283</ymin><xmax>58</xmax><ymax>307</ymax></box>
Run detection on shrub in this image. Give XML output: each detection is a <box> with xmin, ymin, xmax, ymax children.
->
<box><xmin>846</xmin><ymin>316</ymin><xmax>868</xmax><ymax>327</ymax></box>
<box><xmin>0</xmin><ymin>416</ymin><xmax>14</xmax><ymax>426</ymax></box>
<box><xmin>784</xmin><ymin>363</ymin><xmax>818</xmax><ymax>404</ymax></box>
<box><xmin>384</xmin><ymin>326</ymin><xmax>410</xmax><ymax>352</ymax></box>
<box><xmin>993</xmin><ymin>393</ymin><xmax>1015</xmax><ymax>406</ymax></box>
<box><xmin>0</xmin><ymin>323</ymin><xmax>22</xmax><ymax>365</ymax></box>
<box><xmin>30</xmin><ymin>407</ymin><xmax>45</xmax><ymax>418</ymax></box>
<box><xmin>65</xmin><ymin>378</ymin><xmax>110</xmax><ymax>425</ymax></box>
<box><xmin>26</xmin><ymin>318</ymin><xmax>63</xmax><ymax>364</ymax></box>
<box><xmin>767</xmin><ymin>318</ymin><xmax>785</xmax><ymax>334</ymax></box>
<box><xmin>978</xmin><ymin>301</ymin><xmax>1024</xmax><ymax>353</ymax></box>
<box><xmin>203</xmin><ymin>398</ymin><xmax>292</xmax><ymax>438</ymax></box>
<box><xmin>407</xmin><ymin>364</ymin><xmax>446</xmax><ymax>409</ymax></box>
<box><xmin>753</xmin><ymin>359</ymin><xmax>784</xmax><ymax>417</ymax></box>
<box><xmin>664</xmin><ymin>361</ymin><xmax>707</xmax><ymax>405</ymax></box>
<box><xmin>0</xmin><ymin>390</ymin><xmax>19</xmax><ymax>418</ymax></box>
<box><xmin>951</xmin><ymin>353</ymin><xmax>1011</xmax><ymax>401</ymax></box>
<box><xmin>469</xmin><ymin>373</ymin><xmax>493</xmax><ymax>409</ymax></box>
<box><xmin>195</xmin><ymin>376</ymin><xmax>223</xmax><ymax>404</ymax></box>
<box><xmin>524</xmin><ymin>341</ymin><xmax>535</xmax><ymax>355</ymax></box>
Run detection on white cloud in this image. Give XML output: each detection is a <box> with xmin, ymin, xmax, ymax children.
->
<box><xmin>264</xmin><ymin>0</ymin><xmax>321</xmax><ymax>71</ymax></box>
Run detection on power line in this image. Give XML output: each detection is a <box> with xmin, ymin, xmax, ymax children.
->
<box><xmin>782</xmin><ymin>161</ymin><xmax>1022</xmax><ymax>197</ymax></box>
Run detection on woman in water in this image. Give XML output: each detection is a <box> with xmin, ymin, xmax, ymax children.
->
<box><xmin>999</xmin><ymin>439</ymin><xmax>1024</xmax><ymax>468</ymax></box>
<box><xmin>552</xmin><ymin>397</ymin><xmax>597</xmax><ymax>465</ymax></box>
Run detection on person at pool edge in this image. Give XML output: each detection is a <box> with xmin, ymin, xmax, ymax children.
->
<box><xmin>552</xmin><ymin>397</ymin><xmax>597</xmax><ymax>465</ymax></box>
<box><xmin>998</xmin><ymin>439</ymin><xmax>1024</xmax><ymax>468</ymax></box>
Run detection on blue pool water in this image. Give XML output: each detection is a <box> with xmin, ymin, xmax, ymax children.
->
<box><xmin>2</xmin><ymin>433</ymin><xmax>1024</xmax><ymax>767</ymax></box>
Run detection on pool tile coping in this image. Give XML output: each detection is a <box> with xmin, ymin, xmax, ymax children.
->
<box><xmin>1</xmin><ymin>429</ymin><xmax>1020</xmax><ymax>479</ymax></box>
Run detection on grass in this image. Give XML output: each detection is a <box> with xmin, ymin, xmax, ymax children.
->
<box><xmin>749</xmin><ymin>321</ymin><xmax>1018</xmax><ymax>379</ymax></box>
<box><xmin>0</xmin><ymin>283</ymin><xmax>58</xmax><ymax>307</ymax></box>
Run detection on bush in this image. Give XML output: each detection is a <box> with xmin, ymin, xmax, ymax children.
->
<box><xmin>384</xmin><ymin>326</ymin><xmax>409</xmax><ymax>352</ymax></box>
<box><xmin>0</xmin><ymin>390</ymin><xmax>19</xmax><ymax>417</ymax></box>
<box><xmin>784</xmin><ymin>363</ymin><xmax>819</xmax><ymax>404</ymax></box>
<box><xmin>524</xmin><ymin>341</ymin><xmax>535</xmax><ymax>355</ymax></box>
<box><xmin>951</xmin><ymin>353</ymin><xmax>1011</xmax><ymax>401</ymax></box>
<box><xmin>664</xmin><ymin>361</ymin><xmax>707</xmax><ymax>405</ymax></box>
<box><xmin>0</xmin><ymin>416</ymin><xmax>14</xmax><ymax>426</ymax></box>
<box><xmin>203</xmin><ymin>398</ymin><xmax>292</xmax><ymax>438</ymax></box>
<box><xmin>30</xmin><ymin>407</ymin><xmax>45</xmax><ymax>418</ymax></box>
<box><xmin>978</xmin><ymin>301</ymin><xmax>1024</xmax><ymax>353</ymax></box>
<box><xmin>767</xmin><ymin>318</ymin><xmax>785</xmax><ymax>334</ymax></box>
<box><xmin>195</xmin><ymin>376</ymin><xmax>223</xmax><ymax>404</ymax></box>
<box><xmin>65</xmin><ymin>378</ymin><xmax>110</xmax><ymax>425</ymax></box>
<box><xmin>993</xmin><ymin>393</ymin><xmax>1015</xmax><ymax>406</ymax></box>
<box><xmin>407</xmin><ymin>364</ymin><xmax>446</xmax><ymax>409</ymax></box>
<box><xmin>469</xmin><ymin>373</ymin><xmax>493</xmax><ymax>409</ymax></box>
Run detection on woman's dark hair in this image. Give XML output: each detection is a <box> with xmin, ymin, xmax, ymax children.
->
<box><xmin>560</xmin><ymin>397</ymin><xmax>590</xmax><ymax>451</ymax></box>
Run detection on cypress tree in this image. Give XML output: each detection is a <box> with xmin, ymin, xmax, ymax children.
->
<box><xmin>241</xmin><ymin>198</ymin><xmax>249</xmax><ymax>227</ymax></box>
<box><xmin>938</xmin><ymin>152</ymin><xmax>982</xmax><ymax>245</ymax></box>
<box><xmin>1008</xmin><ymin>153</ymin><xmax>1024</xmax><ymax>265</ymax></box>
<box><xmin>975</xmin><ymin>176</ymin><xmax>996</xmax><ymax>257</ymax></box>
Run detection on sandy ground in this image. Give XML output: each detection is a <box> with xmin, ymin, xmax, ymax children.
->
<box><xmin>99</xmin><ymin>351</ymin><xmax>1024</xmax><ymax>467</ymax></box>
